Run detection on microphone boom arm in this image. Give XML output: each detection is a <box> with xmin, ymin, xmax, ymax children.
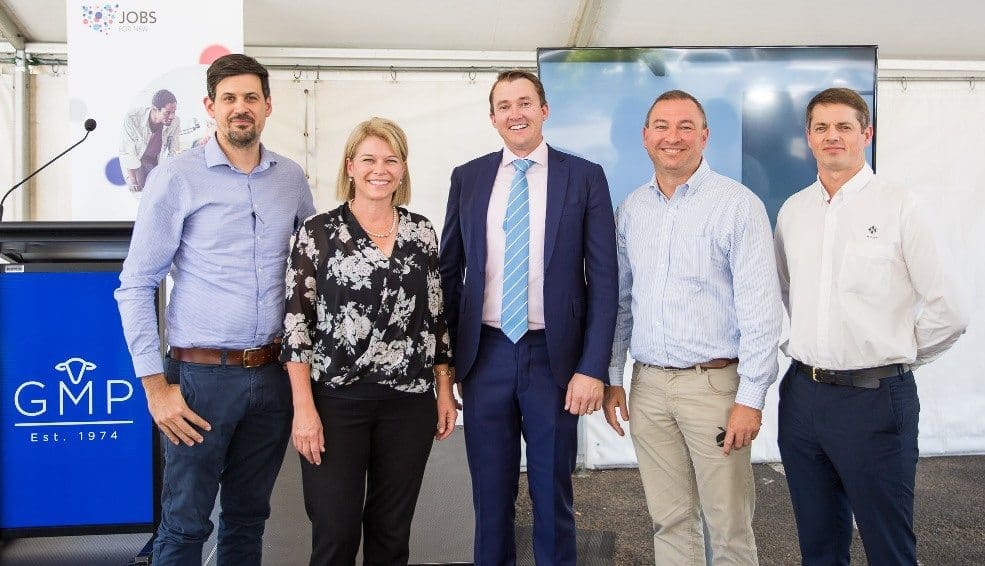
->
<box><xmin>0</xmin><ymin>128</ymin><xmax>94</xmax><ymax>222</ymax></box>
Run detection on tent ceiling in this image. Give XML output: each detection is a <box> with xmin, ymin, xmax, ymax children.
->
<box><xmin>1</xmin><ymin>0</ymin><xmax>983</xmax><ymax>60</ymax></box>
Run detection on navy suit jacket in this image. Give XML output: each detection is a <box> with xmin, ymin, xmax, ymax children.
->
<box><xmin>439</xmin><ymin>145</ymin><xmax>618</xmax><ymax>387</ymax></box>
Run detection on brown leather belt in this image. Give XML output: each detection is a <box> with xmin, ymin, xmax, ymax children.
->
<box><xmin>643</xmin><ymin>358</ymin><xmax>739</xmax><ymax>371</ymax></box>
<box><xmin>169</xmin><ymin>342</ymin><xmax>281</xmax><ymax>368</ymax></box>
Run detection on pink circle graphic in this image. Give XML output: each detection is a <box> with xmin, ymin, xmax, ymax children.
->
<box><xmin>199</xmin><ymin>45</ymin><xmax>232</xmax><ymax>65</ymax></box>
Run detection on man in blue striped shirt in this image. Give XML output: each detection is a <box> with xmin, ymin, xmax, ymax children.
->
<box><xmin>115</xmin><ymin>54</ymin><xmax>315</xmax><ymax>565</ymax></box>
<box><xmin>603</xmin><ymin>90</ymin><xmax>782</xmax><ymax>565</ymax></box>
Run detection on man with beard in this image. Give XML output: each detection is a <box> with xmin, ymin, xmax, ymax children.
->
<box><xmin>119</xmin><ymin>88</ymin><xmax>182</xmax><ymax>193</ymax></box>
<box><xmin>116</xmin><ymin>54</ymin><xmax>315</xmax><ymax>566</ymax></box>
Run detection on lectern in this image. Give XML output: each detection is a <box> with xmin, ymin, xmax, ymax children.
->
<box><xmin>0</xmin><ymin>222</ymin><xmax>160</xmax><ymax>544</ymax></box>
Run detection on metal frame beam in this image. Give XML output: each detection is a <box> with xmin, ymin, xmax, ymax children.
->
<box><xmin>567</xmin><ymin>0</ymin><xmax>603</xmax><ymax>47</ymax></box>
<box><xmin>0</xmin><ymin>3</ymin><xmax>26</xmax><ymax>50</ymax></box>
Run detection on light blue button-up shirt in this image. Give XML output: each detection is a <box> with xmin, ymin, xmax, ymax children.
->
<box><xmin>608</xmin><ymin>160</ymin><xmax>782</xmax><ymax>409</ymax></box>
<box><xmin>116</xmin><ymin>135</ymin><xmax>315</xmax><ymax>377</ymax></box>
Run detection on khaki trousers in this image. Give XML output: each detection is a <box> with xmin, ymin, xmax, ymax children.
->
<box><xmin>629</xmin><ymin>362</ymin><xmax>758</xmax><ymax>566</ymax></box>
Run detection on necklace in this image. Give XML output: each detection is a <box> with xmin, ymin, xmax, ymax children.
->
<box><xmin>348</xmin><ymin>199</ymin><xmax>398</xmax><ymax>238</ymax></box>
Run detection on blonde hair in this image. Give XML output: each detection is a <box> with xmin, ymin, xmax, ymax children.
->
<box><xmin>335</xmin><ymin>117</ymin><xmax>411</xmax><ymax>206</ymax></box>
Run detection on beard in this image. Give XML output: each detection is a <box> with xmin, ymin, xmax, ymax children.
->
<box><xmin>225</xmin><ymin>126</ymin><xmax>258</xmax><ymax>148</ymax></box>
<box><xmin>224</xmin><ymin>113</ymin><xmax>259</xmax><ymax>148</ymax></box>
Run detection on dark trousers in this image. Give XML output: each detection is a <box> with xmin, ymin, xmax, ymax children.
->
<box><xmin>462</xmin><ymin>326</ymin><xmax>579</xmax><ymax>566</ymax></box>
<box><xmin>300</xmin><ymin>392</ymin><xmax>437</xmax><ymax>566</ymax></box>
<box><xmin>154</xmin><ymin>357</ymin><xmax>292</xmax><ymax>566</ymax></box>
<box><xmin>778</xmin><ymin>362</ymin><xmax>920</xmax><ymax>566</ymax></box>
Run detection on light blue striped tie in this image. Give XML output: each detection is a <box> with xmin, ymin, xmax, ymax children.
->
<box><xmin>502</xmin><ymin>158</ymin><xmax>533</xmax><ymax>343</ymax></box>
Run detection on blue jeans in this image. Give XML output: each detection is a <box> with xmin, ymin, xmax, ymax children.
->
<box><xmin>778</xmin><ymin>363</ymin><xmax>919</xmax><ymax>566</ymax></box>
<box><xmin>154</xmin><ymin>357</ymin><xmax>292</xmax><ymax>566</ymax></box>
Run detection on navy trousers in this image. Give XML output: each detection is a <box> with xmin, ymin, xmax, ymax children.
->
<box><xmin>777</xmin><ymin>362</ymin><xmax>920</xmax><ymax>566</ymax></box>
<box><xmin>155</xmin><ymin>357</ymin><xmax>292</xmax><ymax>566</ymax></box>
<box><xmin>462</xmin><ymin>326</ymin><xmax>579</xmax><ymax>566</ymax></box>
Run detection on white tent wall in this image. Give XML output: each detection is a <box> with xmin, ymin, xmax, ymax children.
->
<box><xmin>266</xmin><ymin>70</ymin><xmax>504</xmax><ymax>226</ymax></box>
<box><xmin>0</xmin><ymin>68</ymin><xmax>12</xmax><ymax>194</ymax></box>
<box><xmin>29</xmin><ymin>69</ymin><xmax>67</xmax><ymax>219</ymax></box>
<box><xmin>0</xmin><ymin>65</ymin><xmax>69</xmax><ymax>219</ymax></box>
<box><xmin>7</xmin><ymin>62</ymin><xmax>984</xmax><ymax>465</ymax></box>
<box><xmin>875</xmin><ymin>80</ymin><xmax>985</xmax><ymax>455</ymax></box>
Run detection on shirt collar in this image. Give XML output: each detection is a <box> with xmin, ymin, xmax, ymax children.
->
<box><xmin>647</xmin><ymin>158</ymin><xmax>712</xmax><ymax>199</ymax></box>
<box><xmin>204</xmin><ymin>133</ymin><xmax>277</xmax><ymax>173</ymax></box>
<box><xmin>812</xmin><ymin>163</ymin><xmax>874</xmax><ymax>203</ymax></box>
<box><xmin>501</xmin><ymin>139</ymin><xmax>548</xmax><ymax>169</ymax></box>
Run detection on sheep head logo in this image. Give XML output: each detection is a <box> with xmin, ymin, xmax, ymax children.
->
<box><xmin>54</xmin><ymin>357</ymin><xmax>98</xmax><ymax>385</ymax></box>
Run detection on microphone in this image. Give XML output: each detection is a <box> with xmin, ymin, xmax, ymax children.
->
<box><xmin>0</xmin><ymin>119</ymin><xmax>98</xmax><ymax>221</ymax></box>
<box><xmin>180</xmin><ymin>117</ymin><xmax>201</xmax><ymax>135</ymax></box>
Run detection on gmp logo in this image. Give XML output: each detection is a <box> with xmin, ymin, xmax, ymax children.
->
<box><xmin>13</xmin><ymin>356</ymin><xmax>135</xmax><ymax>426</ymax></box>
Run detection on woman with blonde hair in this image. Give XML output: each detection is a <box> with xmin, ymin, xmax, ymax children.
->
<box><xmin>281</xmin><ymin>117</ymin><xmax>456</xmax><ymax>565</ymax></box>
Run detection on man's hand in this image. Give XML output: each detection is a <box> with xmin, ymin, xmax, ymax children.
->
<box><xmin>292</xmin><ymin>402</ymin><xmax>325</xmax><ymax>465</ymax></box>
<box><xmin>603</xmin><ymin>385</ymin><xmax>630</xmax><ymax>436</ymax></box>
<box><xmin>141</xmin><ymin>373</ymin><xmax>211</xmax><ymax>446</ymax></box>
<box><xmin>565</xmin><ymin>373</ymin><xmax>604</xmax><ymax>416</ymax></box>
<box><xmin>722</xmin><ymin>402</ymin><xmax>762</xmax><ymax>456</ymax></box>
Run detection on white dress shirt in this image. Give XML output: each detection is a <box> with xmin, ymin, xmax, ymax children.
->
<box><xmin>775</xmin><ymin>165</ymin><xmax>967</xmax><ymax>370</ymax></box>
<box><xmin>482</xmin><ymin>141</ymin><xmax>548</xmax><ymax>329</ymax></box>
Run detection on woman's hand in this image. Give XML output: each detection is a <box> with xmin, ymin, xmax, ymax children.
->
<box><xmin>435</xmin><ymin>388</ymin><xmax>458</xmax><ymax>441</ymax></box>
<box><xmin>434</xmin><ymin>363</ymin><xmax>457</xmax><ymax>441</ymax></box>
<box><xmin>292</xmin><ymin>402</ymin><xmax>325</xmax><ymax>465</ymax></box>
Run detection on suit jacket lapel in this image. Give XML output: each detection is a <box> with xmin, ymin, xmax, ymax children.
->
<box><xmin>544</xmin><ymin>146</ymin><xmax>569</xmax><ymax>268</ymax></box>
<box><xmin>471</xmin><ymin>151</ymin><xmax>501</xmax><ymax>278</ymax></box>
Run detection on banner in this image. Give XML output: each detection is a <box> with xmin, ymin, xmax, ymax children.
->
<box><xmin>67</xmin><ymin>0</ymin><xmax>243</xmax><ymax>219</ymax></box>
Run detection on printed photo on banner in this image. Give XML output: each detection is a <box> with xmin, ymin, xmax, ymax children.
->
<box><xmin>67</xmin><ymin>0</ymin><xmax>243</xmax><ymax>219</ymax></box>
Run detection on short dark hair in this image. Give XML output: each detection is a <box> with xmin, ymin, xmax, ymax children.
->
<box><xmin>151</xmin><ymin>89</ymin><xmax>177</xmax><ymax>109</ymax></box>
<box><xmin>488</xmin><ymin>70</ymin><xmax>547</xmax><ymax>114</ymax></box>
<box><xmin>644</xmin><ymin>90</ymin><xmax>707</xmax><ymax>128</ymax></box>
<box><xmin>806</xmin><ymin>87</ymin><xmax>870</xmax><ymax>130</ymax></box>
<box><xmin>206</xmin><ymin>54</ymin><xmax>270</xmax><ymax>101</ymax></box>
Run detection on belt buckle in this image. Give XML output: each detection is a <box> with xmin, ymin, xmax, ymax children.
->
<box><xmin>811</xmin><ymin>366</ymin><xmax>819</xmax><ymax>382</ymax></box>
<box><xmin>242</xmin><ymin>346</ymin><xmax>265</xmax><ymax>368</ymax></box>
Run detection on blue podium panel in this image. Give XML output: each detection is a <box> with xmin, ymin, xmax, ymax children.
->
<box><xmin>0</xmin><ymin>265</ymin><xmax>156</xmax><ymax>534</ymax></box>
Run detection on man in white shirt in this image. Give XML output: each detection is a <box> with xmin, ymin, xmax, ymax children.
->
<box><xmin>119</xmin><ymin>89</ymin><xmax>182</xmax><ymax>193</ymax></box>
<box><xmin>774</xmin><ymin>87</ymin><xmax>968</xmax><ymax>565</ymax></box>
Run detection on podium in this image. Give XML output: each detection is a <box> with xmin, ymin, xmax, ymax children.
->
<box><xmin>0</xmin><ymin>222</ymin><xmax>161</xmax><ymax>548</ymax></box>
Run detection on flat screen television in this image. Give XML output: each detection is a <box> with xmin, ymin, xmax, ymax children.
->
<box><xmin>538</xmin><ymin>46</ymin><xmax>878</xmax><ymax>223</ymax></box>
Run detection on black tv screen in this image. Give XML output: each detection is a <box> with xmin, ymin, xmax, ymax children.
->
<box><xmin>538</xmin><ymin>46</ymin><xmax>878</xmax><ymax>224</ymax></box>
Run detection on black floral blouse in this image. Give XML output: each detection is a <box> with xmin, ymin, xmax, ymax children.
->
<box><xmin>280</xmin><ymin>204</ymin><xmax>451</xmax><ymax>394</ymax></box>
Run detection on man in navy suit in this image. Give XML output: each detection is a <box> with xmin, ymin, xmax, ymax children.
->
<box><xmin>439</xmin><ymin>70</ymin><xmax>618</xmax><ymax>565</ymax></box>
